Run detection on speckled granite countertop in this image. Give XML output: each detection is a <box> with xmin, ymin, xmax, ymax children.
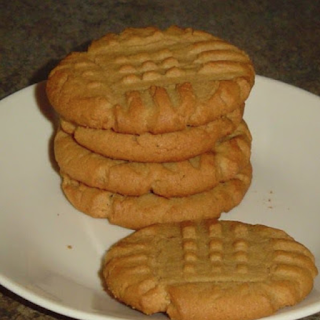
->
<box><xmin>1</xmin><ymin>0</ymin><xmax>320</xmax><ymax>319</ymax></box>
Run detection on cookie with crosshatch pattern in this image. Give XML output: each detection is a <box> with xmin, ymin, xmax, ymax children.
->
<box><xmin>46</xmin><ymin>26</ymin><xmax>254</xmax><ymax>134</ymax></box>
<box><xmin>103</xmin><ymin>219</ymin><xmax>317</xmax><ymax>320</ymax></box>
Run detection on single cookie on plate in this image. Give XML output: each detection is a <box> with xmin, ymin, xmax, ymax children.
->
<box><xmin>54</xmin><ymin>120</ymin><xmax>251</xmax><ymax>197</ymax></box>
<box><xmin>46</xmin><ymin>26</ymin><xmax>254</xmax><ymax>134</ymax></box>
<box><xmin>60</xmin><ymin>163</ymin><xmax>252</xmax><ymax>229</ymax></box>
<box><xmin>102</xmin><ymin>219</ymin><xmax>318</xmax><ymax>320</ymax></box>
<box><xmin>59</xmin><ymin>105</ymin><xmax>244</xmax><ymax>163</ymax></box>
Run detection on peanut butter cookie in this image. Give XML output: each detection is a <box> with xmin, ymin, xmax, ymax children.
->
<box><xmin>55</xmin><ymin>121</ymin><xmax>251</xmax><ymax>197</ymax></box>
<box><xmin>47</xmin><ymin>26</ymin><xmax>254</xmax><ymax>134</ymax></box>
<box><xmin>103</xmin><ymin>219</ymin><xmax>317</xmax><ymax>320</ymax></box>
<box><xmin>60</xmin><ymin>164</ymin><xmax>252</xmax><ymax>229</ymax></box>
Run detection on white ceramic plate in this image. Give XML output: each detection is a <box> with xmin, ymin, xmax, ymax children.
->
<box><xmin>0</xmin><ymin>76</ymin><xmax>320</xmax><ymax>320</ymax></box>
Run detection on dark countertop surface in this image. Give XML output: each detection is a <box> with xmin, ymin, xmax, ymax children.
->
<box><xmin>1</xmin><ymin>0</ymin><xmax>320</xmax><ymax>319</ymax></box>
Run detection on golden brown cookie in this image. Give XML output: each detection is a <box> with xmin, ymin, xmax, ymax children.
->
<box><xmin>55</xmin><ymin>120</ymin><xmax>251</xmax><ymax>197</ymax></box>
<box><xmin>60</xmin><ymin>105</ymin><xmax>244</xmax><ymax>163</ymax></box>
<box><xmin>47</xmin><ymin>26</ymin><xmax>254</xmax><ymax>134</ymax></box>
<box><xmin>103</xmin><ymin>219</ymin><xmax>318</xmax><ymax>320</ymax></box>
<box><xmin>60</xmin><ymin>163</ymin><xmax>252</xmax><ymax>229</ymax></box>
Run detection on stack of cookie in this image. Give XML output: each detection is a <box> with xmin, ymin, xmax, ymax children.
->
<box><xmin>47</xmin><ymin>26</ymin><xmax>255</xmax><ymax>229</ymax></box>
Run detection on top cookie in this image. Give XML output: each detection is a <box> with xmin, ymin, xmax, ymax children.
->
<box><xmin>47</xmin><ymin>26</ymin><xmax>255</xmax><ymax>134</ymax></box>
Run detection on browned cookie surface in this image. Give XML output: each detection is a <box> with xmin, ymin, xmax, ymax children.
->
<box><xmin>47</xmin><ymin>26</ymin><xmax>254</xmax><ymax>134</ymax></box>
<box><xmin>103</xmin><ymin>220</ymin><xmax>318</xmax><ymax>320</ymax></box>
<box><xmin>60</xmin><ymin>163</ymin><xmax>252</xmax><ymax>229</ymax></box>
<box><xmin>55</xmin><ymin>120</ymin><xmax>251</xmax><ymax>197</ymax></box>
